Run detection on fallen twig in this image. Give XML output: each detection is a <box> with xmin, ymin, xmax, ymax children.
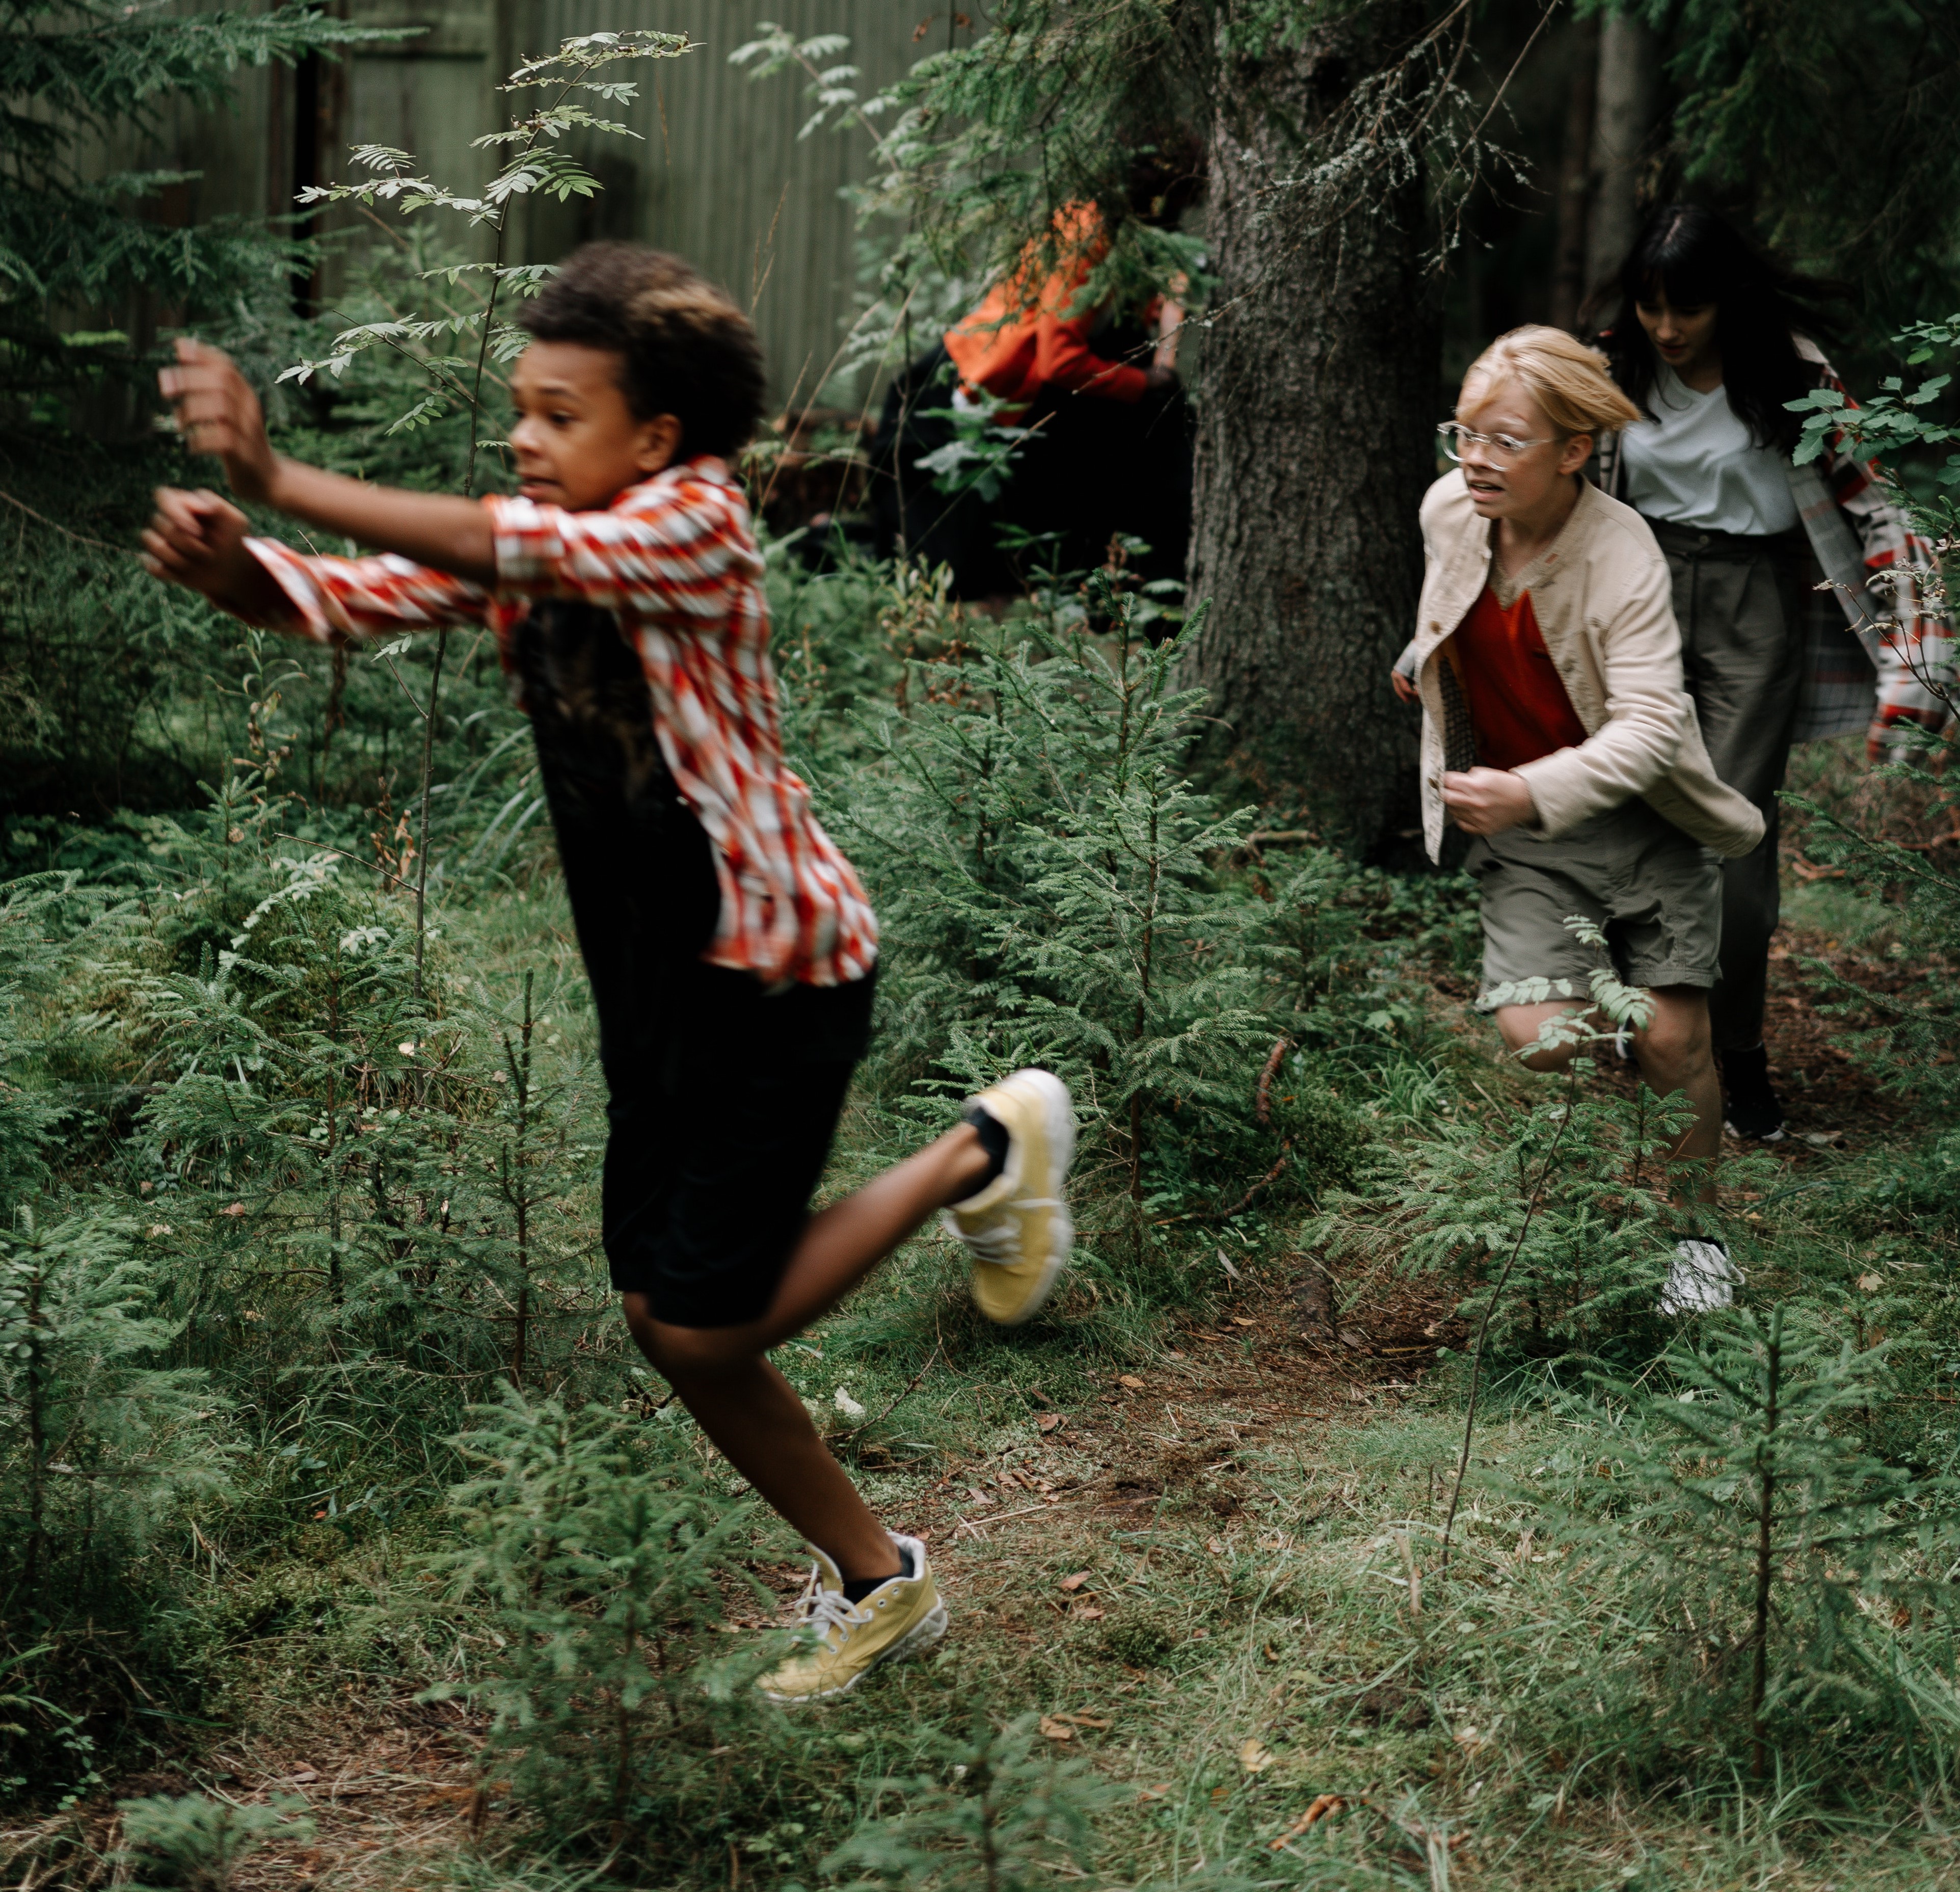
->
<box><xmin>838</xmin><ymin>1344</ymin><xmax>940</xmax><ymax>1441</ymax></box>
<box><xmin>1255</xmin><ymin>1034</ymin><xmax>1292</xmax><ymax>1126</ymax></box>
<box><xmin>1213</xmin><ymin>1144</ymin><xmax>1292</xmax><ymax>1220</ymax></box>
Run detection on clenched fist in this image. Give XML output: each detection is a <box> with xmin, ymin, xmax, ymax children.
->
<box><xmin>1441</xmin><ymin>766</ymin><xmax>1536</xmax><ymax>837</ymax></box>
<box><xmin>140</xmin><ymin>486</ymin><xmax>283</xmax><ymax>621</ymax></box>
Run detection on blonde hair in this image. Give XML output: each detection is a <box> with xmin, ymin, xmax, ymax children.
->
<box><xmin>1458</xmin><ymin>325</ymin><xmax>1641</xmax><ymax>436</ymax></box>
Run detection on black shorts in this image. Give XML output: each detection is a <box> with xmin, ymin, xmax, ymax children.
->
<box><xmin>516</xmin><ymin>599</ymin><xmax>878</xmax><ymax>1328</ymax></box>
<box><xmin>599</xmin><ymin>961</ymin><xmax>877</xmax><ymax>1327</ymax></box>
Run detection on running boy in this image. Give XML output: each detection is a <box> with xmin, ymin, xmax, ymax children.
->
<box><xmin>141</xmin><ymin>243</ymin><xmax>1077</xmax><ymax>1700</ymax></box>
<box><xmin>1392</xmin><ymin>327</ymin><xmax>1765</xmax><ymax>1313</ymax></box>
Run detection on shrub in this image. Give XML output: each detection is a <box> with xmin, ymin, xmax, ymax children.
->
<box><xmin>832</xmin><ymin>574</ymin><xmax>1360</xmax><ymax>1290</ymax></box>
<box><xmin>824</xmin><ymin>1714</ymin><xmax>1117</xmax><ymax>1892</ymax></box>
<box><xmin>1309</xmin><ymin>918</ymin><xmax>1771</xmax><ymax>1370</ymax></box>
<box><xmin>1539</xmin><ymin>1307</ymin><xmax>1960</xmax><ymax>1780</ymax></box>
<box><xmin>424</xmin><ymin>1390</ymin><xmax>781</xmax><ymax>1867</ymax></box>
<box><xmin>115</xmin><ymin>1792</ymin><xmax>312</xmax><ymax>1891</ymax></box>
<box><xmin>0</xmin><ymin>1212</ymin><xmax>233</xmax><ymax>1795</ymax></box>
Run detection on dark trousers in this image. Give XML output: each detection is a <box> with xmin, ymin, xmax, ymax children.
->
<box><xmin>1647</xmin><ymin>519</ymin><xmax>1808</xmax><ymax>1052</ymax></box>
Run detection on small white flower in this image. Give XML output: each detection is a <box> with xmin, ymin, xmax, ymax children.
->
<box><xmin>833</xmin><ymin>1387</ymin><xmax>866</xmax><ymax>1422</ymax></box>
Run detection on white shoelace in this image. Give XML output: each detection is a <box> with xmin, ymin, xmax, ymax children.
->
<box><xmin>948</xmin><ymin>1196</ymin><xmax>1062</xmax><ymax>1264</ymax></box>
<box><xmin>793</xmin><ymin>1580</ymin><xmax>870</xmax><ymax>1640</ymax></box>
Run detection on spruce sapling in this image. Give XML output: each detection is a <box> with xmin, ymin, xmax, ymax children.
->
<box><xmin>115</xmin><ymin>1792</ymin><xmax>313</xmax><ymax>1892</ymax></box>
<box><xmin>1571</xmin><ymin>1307</ymin><xmax>1952</xmax><ymax>1777</ymax></box>
<box><xmin>836</xmin><ymin>577</ymin><xmax>1279</xmax><ymax>1266</ymax></box>
<box><xmin>1310</xmin><ymin>917</ymin><xmax>1756</xmax><ymax>1370</ymax></box>
<box><xmin>0</xmin><ymin>1212</ymin><xmax>232</xmax><ymax>1792</ymax></box>
<box><xmin>824</xmin><ymin>1714</ymin><xmax>1117</xmax><ymax>1892</ymax></box>
<box><xmin>424</xmin><ymin>1390</ymin><xmax>775</xmax><ymax>1862</ymax></box>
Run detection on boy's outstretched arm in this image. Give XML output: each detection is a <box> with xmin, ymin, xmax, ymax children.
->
<box><xmin>157</xmin><ymin>338</ymin><xmax>496</xmax><ymax>584</ymax></box>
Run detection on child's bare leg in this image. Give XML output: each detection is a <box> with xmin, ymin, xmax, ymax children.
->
<box><xmin>636</xmin><ymin>1123</ymin><xmax>992</xmax><ymax>1375</ymax></box>
<box><xmin>1629</xmin><ymin>985</ymin><xmax>1720</xmax><ymax>1204</ymax></box>
<box><xmin>1495</xmin><ymin>990</ymin><xmax>1719</xmax><ymax>1204</ymax></box>
<box><xmin>617</xmin><ymin>1125</ymin><xmax>994</xmax><ymax>1584</ymax></box>
<box><xmin>1494</xmin><ymin>999</ymin><xmax>1590</xmax><ymax>1072</ymax></box>
<box><xmin>626</xmin><ymin>1340</ymin><xmax>900</xmax><ymax>1584</ymax></box>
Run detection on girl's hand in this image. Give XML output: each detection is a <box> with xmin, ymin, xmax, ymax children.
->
<box><xmin>1442</xmin><ymin>766</ymin><xmax>1536</xmax><ymax>835</ymax></box>
<box><xmin>1390</xmin><ymin>665</ymin><xmax>1418</xmax><ymax>705</ymax></box>
<box><xmin>158</xmin><ymin>338</ymin><xmax>281</xmax><ymax>505</ymax></box>
<box><xmin>141</xmin><ymin>487</ymin><xmax>284</xmax><ymax>621</ymax></box>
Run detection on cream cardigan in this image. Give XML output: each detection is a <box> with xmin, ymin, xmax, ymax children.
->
<box><xmin>1408</xmin><ymin>470</ymin><xmax>1765</xmax><ymax>864</ymax></box>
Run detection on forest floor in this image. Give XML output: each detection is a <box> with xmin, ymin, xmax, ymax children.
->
<box><xmin>16</xmin><ymin>872</ymin><xmax>1950</xmax><ymax>1892</ymax></box>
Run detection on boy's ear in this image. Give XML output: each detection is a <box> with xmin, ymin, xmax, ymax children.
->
<box><xmin>1559</xmin><ymin>430</ymin><xmax>1595</xmax><ymax>475</ymax></box>
<box><xmin>638</xmin><ymin>412</ymin><xmax>684</xmax><ymax>472</ymax></box>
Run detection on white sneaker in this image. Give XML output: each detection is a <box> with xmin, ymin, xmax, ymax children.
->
<box><xmin>1659</xmin><ymin>1239</ymin><xmax>1741</xmax><ymax>1316</ymax></box>
<box><xmin>942</xmin><ymin>1069</ymin><xmax>1076</xmax><ymax>1326</ymax></box>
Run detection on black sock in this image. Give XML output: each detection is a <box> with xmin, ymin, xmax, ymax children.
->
<box><xmin>841</xmin><ymin>1541</ymin><xmax>914</xmax><ymax>1603</ymax></box>
<box><xmin>954</xmin><ymin>1104</ymin><xmax>1010</xmax><ymax>1200</ymax></box>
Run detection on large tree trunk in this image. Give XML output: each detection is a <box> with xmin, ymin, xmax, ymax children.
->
<box><xmin>1584</xmin><ymin>12</ymin><xmax>1662</xmax><ymax>296</ymax></box>
<box><xmin>1550</xmin><ymin>14</ymin><xmax>1601</xmax><ymax>335</ymax></box>
<box><xmin>1182</xmin><ymin>0</ymin><xmax>1441</xmax><ymax>856</ymax></box>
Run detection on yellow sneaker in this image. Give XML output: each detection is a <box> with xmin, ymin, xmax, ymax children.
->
<box><xmin>942</xmin><ymin>1069</ymin><xmax>1076</xmax><ymax>1326</ymax></box>
<box><xmin>757</xmin><ymin>1533</ymin><xmax>947</xmax><ymax>1704</ymax></box>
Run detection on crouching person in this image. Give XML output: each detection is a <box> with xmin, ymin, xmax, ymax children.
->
<box><xmin>1395</xmin><ymin>327</ymin><xmax>1765</xmax><ymax>1313</ymax></box>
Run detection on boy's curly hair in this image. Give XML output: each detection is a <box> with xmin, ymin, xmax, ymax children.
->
<box><xmin>518</xmin><ymin>244</ymin><xmax>767</xmax><ymax>459</ymax></box>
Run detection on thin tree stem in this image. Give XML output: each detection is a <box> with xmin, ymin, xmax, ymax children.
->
<box><xmin>23</xmin><ymin>1246</ymin><xmax>46</xmax><ymax>1601</ymax></box>
<box><xmin>507</xmin><ymin>969</ymin><xmax>534</xmax><ymax>1387</ymax></box>
<box><xmin>1439</xmin><ymin>1072</ymin><xmax>1581</xmax><ymax>1579</ymax></box>
<box><xmin>412</xmin><ymin>629</ymin><xmax>448</xmax><ymax>999</ymax></box>
<box><xmin>1751</xmin><ymin>1316</ymin><xmax>1781</xmax><ymax>1780</ymax></box>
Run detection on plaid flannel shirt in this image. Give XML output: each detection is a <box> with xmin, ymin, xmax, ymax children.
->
<box><xmin>1595</xmin><ymin>343</ymin><xmax>1953</xmax><ymax>753</ymax></box>
<box><xmin>245</xmin><ymin>459</ymin><xmax>879</xmax><ymax>989</ymax></box>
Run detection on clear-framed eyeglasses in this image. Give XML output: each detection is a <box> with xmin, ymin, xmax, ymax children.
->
<box><xmin>1437</xmin><ymin>422</ymin><xmax>1555</xmax><ymax>466</ymax></box>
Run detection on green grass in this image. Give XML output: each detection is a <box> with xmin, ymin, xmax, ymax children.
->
<box><xmin>8</xmin><ymin>602</ymin><xmax>1960</xmax><ymax>1889</ymax></box>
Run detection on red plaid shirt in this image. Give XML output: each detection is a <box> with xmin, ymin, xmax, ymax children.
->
<box><xmin>246</xmin><ymin>460</ymin><xmax>879</xmax><ymax>988</ymax></box>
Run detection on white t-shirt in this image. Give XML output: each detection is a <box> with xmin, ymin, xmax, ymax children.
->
<box><xmin>1620</xmin><ymin>363</ymin><xmax>1800</xmax><ymax>537</ymax></box>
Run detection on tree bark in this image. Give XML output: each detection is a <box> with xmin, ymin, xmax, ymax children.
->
<box><xmin>1182</xmin><ymin>0</ymin><xmax>1440</xmax><ymax>856</ymax></box>
<box><xmin>1583</xmin><ymin>11</ymin><xmax>1662</xmax><ymax>300</ymax></box>
<box><xmin>1550</xmin><ymin>14</ymin><xmax>1600</xmax><ymax>335</ymax></box>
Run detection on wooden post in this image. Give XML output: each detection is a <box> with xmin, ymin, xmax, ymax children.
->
<box><xmin>1549</xmin><ymin>14</ymin><xmax>1599</xmax><ymax>335</ymax></box>
<box><xmin>1584</xmin><ymin>12</ymin><xmax>1662</xmax><ymax>297</ymax></box>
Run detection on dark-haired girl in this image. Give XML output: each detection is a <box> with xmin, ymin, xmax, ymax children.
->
<box><xmin>1593</xmin><ymin>203</ymin><xmax>1950</xmax><ymax>1141</ymax></box>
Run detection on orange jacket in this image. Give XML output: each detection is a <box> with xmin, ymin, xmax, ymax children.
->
<box><xmin>944</xmin><ymin>203</ymin><xmax>1149</xmax><ymax>409</ymax></box>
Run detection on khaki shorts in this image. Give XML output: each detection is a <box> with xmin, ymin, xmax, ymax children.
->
<box><xmin>1466</xmin><ymin>800</ymin><xmax>1722</xmax><ymax>1010</ymax></box>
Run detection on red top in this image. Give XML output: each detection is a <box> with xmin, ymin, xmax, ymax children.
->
<box><xmin>1451</xmin><ymin>582</ymin><xmax>1588</xmax><ymax>771</ymax></box>
<box><xmin>944</xmin><ymin>203</ymin><xmax>1149</xmax><ymax>409</ymax></box>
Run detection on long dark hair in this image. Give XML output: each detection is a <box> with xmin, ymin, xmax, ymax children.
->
<box><xmin>1596</xmin><ymin>204</ymin><xmax>1843</xmax><ymax>450</ymax></box>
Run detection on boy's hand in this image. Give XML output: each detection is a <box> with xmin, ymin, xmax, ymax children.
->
<box><xmin>141</xmin><ymin>487</ymin><xmax>284</xmax><ymax>621</ymax></box>
<box><xmin>1442</xmin><ymin>767</ymin><xmax>1536</xmax><ymax>836</ymax></box>
<box><xmin>158</xmin><ymin>338</ymin><xmax>280</xmax><ymax>505</ymax></box>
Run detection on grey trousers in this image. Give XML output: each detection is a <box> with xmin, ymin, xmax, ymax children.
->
<box><xmin>1646</xmin><ymin>519</ymin><xmax>1808</xmax><ymax>1052</ymax></box>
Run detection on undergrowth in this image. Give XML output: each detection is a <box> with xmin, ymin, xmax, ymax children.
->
<box><xmin>4</xmin><ymin>436</ymin><xmax>1960</xmax><ymax>1889</ymax></box>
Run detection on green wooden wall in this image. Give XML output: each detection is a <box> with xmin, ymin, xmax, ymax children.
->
<box><xmin>120</xmin><ymin>0</ymin><xmax>960</xmax><ymax>405</ymax></box>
